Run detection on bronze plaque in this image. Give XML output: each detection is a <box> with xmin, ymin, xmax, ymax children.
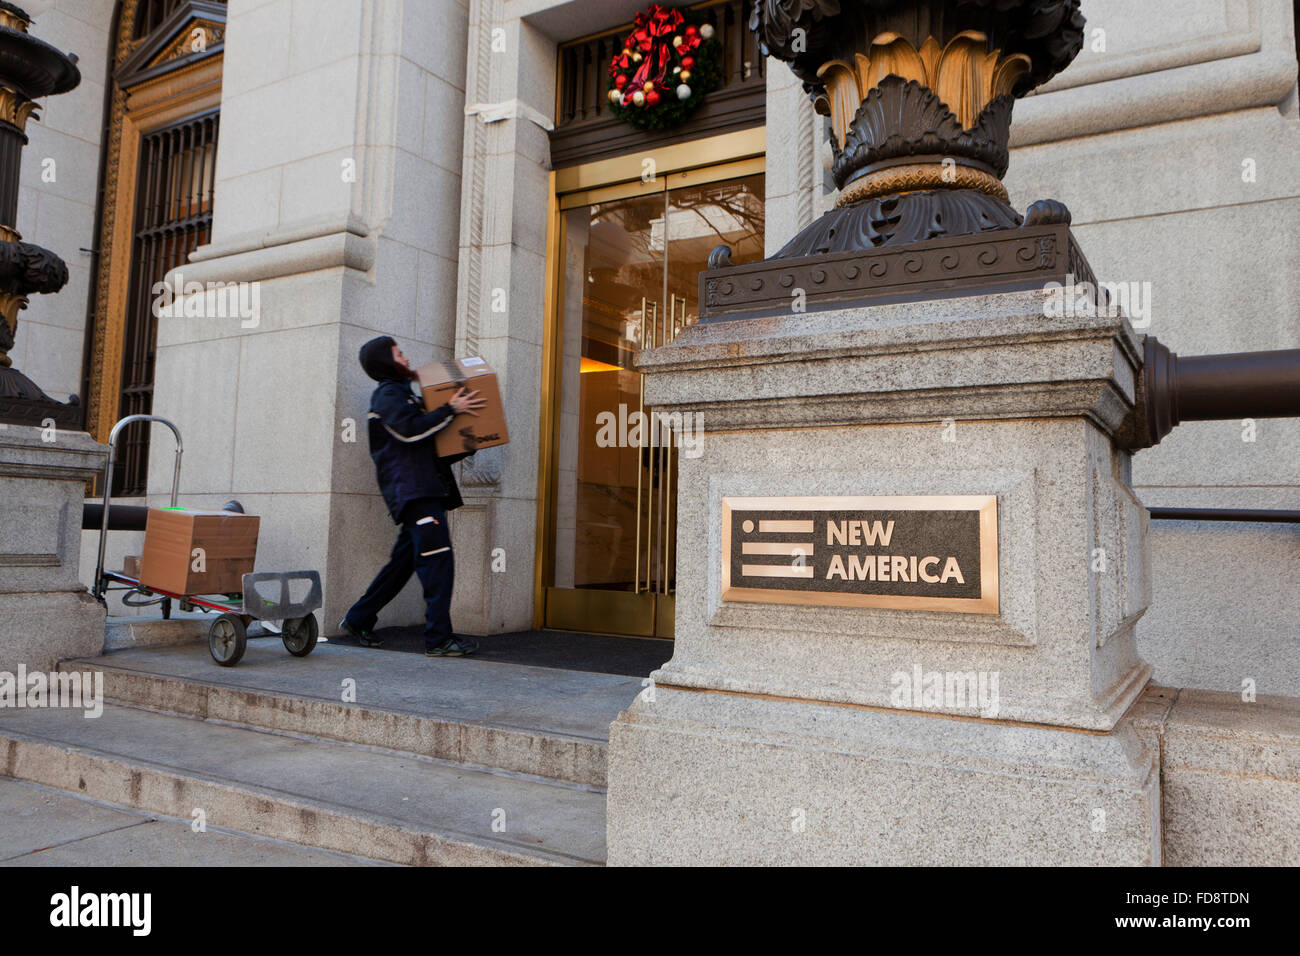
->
<box><xmin>721</xmin><ymin>495</ymin><xmax>999</xmax><ymax>614</ymax></box>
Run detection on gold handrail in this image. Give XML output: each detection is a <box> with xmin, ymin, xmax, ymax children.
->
<box><xmin>633</xmin><ymin>295</ymin><xmax>691</xmax><ymax>597</ymax></box>
<box><xmin>634</xmin><ymin>297</ymin><xmax>659</xmax><ymax>594</ymax></box>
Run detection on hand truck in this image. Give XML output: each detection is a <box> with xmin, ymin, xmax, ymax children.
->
<box><xmin>91</xmin><ymin>415</ymin><xmax>323</xmax><ymax>667</ymax></box>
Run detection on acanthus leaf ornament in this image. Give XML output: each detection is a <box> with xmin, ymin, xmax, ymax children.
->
<box><xmin>741</xmin><ymin>0</ymin><xmax>1087</xmax><ymax>255</ymax></box>
<box><xmin>698</xmin><ymin>0</ymin><xmax>1099</xmax><ymax>323</ymax></box>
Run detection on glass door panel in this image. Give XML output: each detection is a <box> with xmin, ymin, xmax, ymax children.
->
<box><xmin>546</xmin><ymin>173</ymin><xmax>764</xmax><ymax>638</ymax></box>
<box><xmin>663</xmin><ymin>172</ymin><xmax>766</xmax><ymax>329</ymax></box>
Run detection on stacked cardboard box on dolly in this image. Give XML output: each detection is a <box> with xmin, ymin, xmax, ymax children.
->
<box><xmin>138</xmin><ymin>507</ymin><xmax>259</xmax><ymax>596</ymax></box>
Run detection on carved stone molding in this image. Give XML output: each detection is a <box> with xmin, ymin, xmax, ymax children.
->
<box><xmin>458</xmin><ymin>446</ymin><xmax>504</xmax><ymax>488</ymax></box>
<box><xmin>453</xmin><ymin>0</ymin><xmax>510</xmax><ymax>490</ymax></box>
<box><xmin>153</xmin><ymin>19</ymin><xmax>225</xmax><ymax>66</ymax></box>
<box><xmin>114</xmin><ymin>0</ymin><xmax>227</xmax><ymax>90</ymax></box>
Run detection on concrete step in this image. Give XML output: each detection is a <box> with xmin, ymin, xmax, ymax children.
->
<box><xmin>104</xmin><ymin>612</ymin><xmax>285</xmax><ymax>652</ymax></box>
<box><xmin>60</xmin><ymin>642</ymin><xmax>640</xmax><ymax>788</ymax></box>
<box><xmin>0</xmin><ymin>778</ymin><xmax>390</xmax><ymax>866</ymax></box>
<box><xmin>104</xmin><ymin>611</ymin><xmax>212</xmax><ymax>652</ymax></box>
<box><xmin>0</xmin><ymin>703</ymin><xmax>606</xmax><ymax>866</ymax></box>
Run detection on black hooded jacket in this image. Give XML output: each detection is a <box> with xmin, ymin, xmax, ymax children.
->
<box><xmin>359</xmin><ymin>336</ymin><xmax>468</xmax><ymax>522</ymax></box>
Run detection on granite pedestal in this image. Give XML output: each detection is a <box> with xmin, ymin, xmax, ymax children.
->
<box><xmin>0</xmin><ymin>425</ymin><xmax>106</xmax><ymax>672</ymax></box>
<box><xmin>606</xmin><ymin>290</ymin><xmax>1160</xmax><ymax>865</ymax></box>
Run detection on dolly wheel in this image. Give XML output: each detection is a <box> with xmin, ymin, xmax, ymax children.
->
<box><xmin>209</xmin><ymin>613</ymin><xmax>247</xmax><ymax>667</ymax></box>
<box><xmin>282</xmin><ymin>614</ymin><xmax>318</xmax><ymax>657</ymax></box>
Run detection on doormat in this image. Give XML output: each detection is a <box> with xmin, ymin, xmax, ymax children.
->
<box><xmin>326</xmin><ymin>627</ymin><xmax>672</xmax><ymax>678</ymax></box>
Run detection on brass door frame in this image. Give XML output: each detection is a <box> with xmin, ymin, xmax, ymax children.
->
<box><xmin>534</xmin><ymin>129</ymin><xmax>765</xmax><ymax>635</ymax></box>
<box><xmin>558</xmin><ymin>156</ymin><xmax>765</xmax><ymax>210</ymax></box>
<box><xmin>553</xmin><ymin>127</ymin><xmax>764</xmax><ymax>196</ymax></box>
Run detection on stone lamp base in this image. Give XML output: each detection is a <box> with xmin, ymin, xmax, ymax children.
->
<box><xmin>606</xmin><ymin>288</ymin><xmax>1158</xmax><ymax>865</ymax></box>
<box><xmin>0</xmin><ymin>424</ymin><xmax>107</xmax><ymax>672</ymax></box>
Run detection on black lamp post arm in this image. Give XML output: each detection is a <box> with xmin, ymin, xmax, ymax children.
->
<box><xmin>1122</xmin><ymin>336</ymin><xmax>1300</xmax><ymax>450</ymax></box>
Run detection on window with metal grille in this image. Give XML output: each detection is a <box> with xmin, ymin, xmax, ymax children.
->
<box><xmin>131</xmin><ymin>0</ymin><xmax>193</xmax><ymax>41</ymax></box>
<box><xmin>113</xmin><ymin>111</ymin><xmax>219</xmax><ymax>496</ymax></box>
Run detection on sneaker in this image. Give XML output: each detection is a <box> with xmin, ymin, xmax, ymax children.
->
<box><xmin>425</xmin><ymin>637</ymin><xmax>476</xmax><ymax>657</ymax></box>
<box><xmin>338</xmin><ymin>618</ymin><xmax>383</xmax><ymax>648</ymax></box>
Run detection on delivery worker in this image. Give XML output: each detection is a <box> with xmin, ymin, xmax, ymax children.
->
<box><xmin>339</xmin><ymin>335</ymin><xmax>487</xmax><ymax>656</ymax></box>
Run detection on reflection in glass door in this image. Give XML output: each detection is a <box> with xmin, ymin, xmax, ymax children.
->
<box><xmin>546</xmin><ymin>172</ymin><xmax>764</xmax><ymax>637</ymax></box>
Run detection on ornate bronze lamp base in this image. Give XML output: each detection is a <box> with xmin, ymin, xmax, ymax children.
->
<box><xmin>0</xmin><ymin>1</ymin><xmax>82</xmax><ymax>425</ymax></box>
<box><xmin>702</xmin><ymin>0</ymin><xmax>1094</xmax><ymax>321</ymax></box>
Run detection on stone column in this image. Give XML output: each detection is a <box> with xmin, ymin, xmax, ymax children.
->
<box><xmin>762</xmin><ymin>61</ymin><xmax>830</xmax><ymax>259</ymax></box>
<box><xmin>1003</xmin><ymin>0</ymin><xmax>1300</xmax><ymax>694</ymax></box>
<box><xmin>450</xmin><ymin>0</ymin><xmax>558</xmax><ymax>633</ymax></box>
<box><xmin>151</xmin><ymin>0</ymin><xmax>472</xmax><ymax>630</ymax></box>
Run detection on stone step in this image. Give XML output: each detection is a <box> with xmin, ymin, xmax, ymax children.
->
<box><xmin>59</xmin><ymin>642</ymin><xmax>638</xmax><ymax>788</ymax></box>
<box><xmin>0</xmin><ymin>704</ymin><xmax>606</xmax><ymax>866</ymax></box>
<box><xmin>0</xmin><ymin>777</ymin><xmax>391</xmax><ymax>866</ymax></box>
<box><xmin>103</xmin><ymin>612</ymin><xmax>211</xmax><ymax>652</ymax></box>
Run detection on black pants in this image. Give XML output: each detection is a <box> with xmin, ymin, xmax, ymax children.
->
<box><xmin>345</xmin><ymin>498</ymin><xmax>454</xmax><ymax>650</ymax></box>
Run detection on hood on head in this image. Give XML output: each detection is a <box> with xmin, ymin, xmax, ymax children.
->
<box><xmin>359</xmin><ymin>335</ymin><xmax>406</xmax><ymax>382</ymax></box>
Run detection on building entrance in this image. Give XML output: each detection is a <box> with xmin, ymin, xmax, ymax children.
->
<box><xmin>541</xmin><ymin>162</ymin><xmax>764</xmax><ymax>637</ymax></box>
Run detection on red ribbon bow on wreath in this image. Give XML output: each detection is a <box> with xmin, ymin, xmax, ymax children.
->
<box><xmin>612</xmin><ymin>5</ymin><xmax>698</xmax><ymax>107</ymax></box>
<box><xmin>606</xmin><ymin>4</ymin><xmax>713</xmax><ymax>126</ymax></box>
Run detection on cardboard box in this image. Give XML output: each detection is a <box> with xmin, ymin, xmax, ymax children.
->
<box><xmin>416</xmin><ymin>356</ymin><xmax>510</xmax><ymax>458</ymax></box>
<box><xmin>139</xmin><ymin>507</ymin><xmax>259</xmax><ymax>596</ymax></box>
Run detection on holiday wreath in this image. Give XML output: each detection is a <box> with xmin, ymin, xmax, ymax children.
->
<box><xmin>606</xmin><ymin>4</ymin><xmax>722</xmax><ymax>131</ymax></box>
